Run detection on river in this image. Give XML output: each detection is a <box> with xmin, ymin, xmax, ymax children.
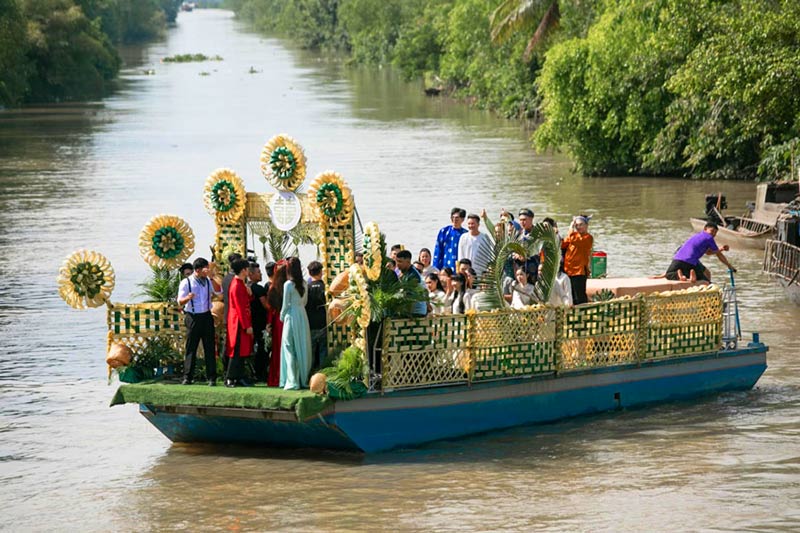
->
<box><xmin>1</xmin><ymin>9</ymin><xmax>799</xmax><ymax>532</ymax></box>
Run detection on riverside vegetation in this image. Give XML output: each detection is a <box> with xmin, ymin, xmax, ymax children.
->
<box><xmin>0</xmin><ymin>0</ymin><xmax>182</xmax><ymax>106</ymax></box>
<box><xmin>228</xmin><ymin>0</ymin><xmax>800</xmax><ymax>180</ymax></box>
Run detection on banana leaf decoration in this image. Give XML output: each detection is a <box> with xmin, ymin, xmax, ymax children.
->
<box><xmin>138</xmin><ymin>214</ymin><xmax>195</xmax><ymax>270</ymax></box>
<box><xmin>473</xmin><ymin>215</ymin><xmax>560</xmax><ymax>310</ymax></box>
<box><xmin>260</xmin><ymin>134</ymin><xmax>307</xmax><ymax>192</ymax></box>
<box><xmin>203</xmin><ymin>168</ymin><xmax>246</xmax><ymax>224</ymax></box>
<box><xmin>57</xmin><ymin>250</ymin><xmax>115</xmax><ymax>309</ymax></box>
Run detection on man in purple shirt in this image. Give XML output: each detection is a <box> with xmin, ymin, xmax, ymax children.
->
<box><xmin>666</xmin><ymin>223</ymin><xmax>736</xmax><ymax>282</ymax></box>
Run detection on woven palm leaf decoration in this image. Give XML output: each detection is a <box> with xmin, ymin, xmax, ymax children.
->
<box><xmin>138</xmin><ymin>214</ymin><xmax>195</xmax><ymax>269</ymax></box>
<box><xmin>204</xmin><ymin>168</ymin><xmax>247</xmax><ymax>224</ymax></box>
<box><xmin>362</xmin><ymin>221</ymin><xmax>384</xmax><ymax>281</ymax></box>
<box><xmin>260</xmin><ymin>134</ymin><xmax>307</xmax><ymax>191</ymax></box>
<box><xmin>57</xmin><ymin>250</ymin><xmax>115</xmax><ymax>309</ymax></box>
<box><xmin>307</xmin><ymin>171</ymin><xmax>354</xmax><ymax>228</ymax></box>
<box><xmin>348</xmin><ymin>263</ymin><xmax>372</xmax><ymax>330</ymax></box>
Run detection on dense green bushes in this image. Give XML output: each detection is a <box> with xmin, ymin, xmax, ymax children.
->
<box><xmin>0</xmin><ymin>0</ymin><xmax>180</xmax><ymax>106</ymax></box>
<box><xmin>229</xmin><ymin>0</ymin><xmax>800</xmax><ymax>180</ymax></box>
<box><xmin>536</xmin><ymin>0</ymin><xmax>800</xmax><ymax>180</ymax></box>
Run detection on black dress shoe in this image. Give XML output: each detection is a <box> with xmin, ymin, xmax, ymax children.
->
<box><xmin>181</xmin><ymin>378</ymin><xmax>193</xmax><ymax>385</ymax></box>
<box><xmin>237</xmin><ymin>379</ymin><xmax>253</xmax><ymax>387</ymax></box>
<box><xmin>225</xmin><ymin>379</ymin><xmax>236</xmax><ymax>388</ymax></box>
<box><xmin>207</xmin><ymin>379</ymin><xmax>216</xmax><ymax>386</ymax></box>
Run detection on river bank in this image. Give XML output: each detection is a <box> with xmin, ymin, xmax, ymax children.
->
<box><xmin>1</xmin><ymin>10</ymin><xmax>799</xmax><ymax>531</ymax></box>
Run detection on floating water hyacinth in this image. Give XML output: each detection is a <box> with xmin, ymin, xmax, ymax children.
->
<box><xmin>57</xmin><ymin>250</ymin><xmax>115</xmax><ymax>309</ymax></box>
<box><xmin>260</xmin><ymin>134</ymin><xmax>307</xmax><ymax>191</ymax></box>
<box><xmin>204</xmin><ymin>168</ymin><xmax>246</xmax><ymax>224</ymax></box>
<box><xmin>139</xmin><ymin>214</ymin><xmax>195</xmax><ymax>269</ymax></box>
<box><xmin>308</xmin><ymin>171</ymin><xmax>354</xmax><ymax>227</ymax></box>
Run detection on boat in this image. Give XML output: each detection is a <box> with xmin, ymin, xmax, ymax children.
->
<box><xmin>689</xmin><ymin>182</ymin><xmax>798</xmax><ymax>249</ymax></box>
<box><xmin>763</xmin><ymin>198</ymin><xmax>800</xmax><ymax>304</ymax></box>
<box><xmin>59</xmin><ymin>134</ymin><xmax>768</xmax><ymax>453</ymax></box>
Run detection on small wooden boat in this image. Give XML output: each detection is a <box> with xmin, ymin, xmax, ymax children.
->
<box><xmin>690</xmin><ymin>216</ymin><xmax>773</xmax><ymax>249</ymax></box>
<box><xmin>689</xmin><ymin>182</ymin><xmax>798</xmax><ymax>249</ymax></box>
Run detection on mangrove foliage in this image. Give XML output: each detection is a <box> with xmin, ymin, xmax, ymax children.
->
<box><xmin>228</xmin><ymin>0</ymin><xmax>800</xmax><ymax>180</ymax></box>
<box><xmin>0</xmin><ymin>0</ymin><xmax>182</xmax><ymax>106</ymax></box>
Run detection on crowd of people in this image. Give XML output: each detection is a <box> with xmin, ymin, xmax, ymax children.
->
<box><xmin>406</xmin><ymin>206</ymin><xmax>596</xmax><ymax>314</ymax></box>
<box><xmin>177</xmin><ymin>254</ymin><xmax>327</xmax><ymax>389</ymax></box>
<box><xmin>174</xmin><ymin>207</ymin><xmax>736</xmax><ymax>390</ymax></box>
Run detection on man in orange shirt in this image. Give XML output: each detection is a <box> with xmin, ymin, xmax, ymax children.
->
<box><xmin>561</xmin><ymin>216</ymin><xmax>593</xmax><ymax>305</ymax></box>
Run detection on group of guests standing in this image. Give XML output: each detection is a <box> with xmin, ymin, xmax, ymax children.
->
<box><xmin>417</xmin><ymin>206</ymin><xmax>595</xmax><ymax>310</ymax></box>
<box><xmin>176</xmin><ymin>254</ymin><xmax>327</xmax><ymax>389</ymax></box>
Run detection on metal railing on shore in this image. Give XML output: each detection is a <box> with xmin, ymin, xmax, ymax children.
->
<box><xmin>379</xmin><ymin>288</ymin><xmax>723</xmax><ymax>391</ymax></box>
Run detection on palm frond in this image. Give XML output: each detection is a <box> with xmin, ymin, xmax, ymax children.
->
<box><xmin>135</xmin><ymin>267</ymin><xmax>182</xmax><ymax>302</ymax></box>
<box><xmin>490</xmin><ymin>0</ymin><xmax>541</xmax><ymax>44</ymax></box>
<box><xmin>523</xmin><ymin>1</ymin><xmax>560</xmax><ymax>61</ymax></box>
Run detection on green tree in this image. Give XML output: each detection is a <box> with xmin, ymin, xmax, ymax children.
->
<box><xmin>0</xmin><ymin>0</ymin><xmax>30</xmax><ymax>106</ymax></box>
<box><xmin>23</xmin><ymin>0</ymin><xmax>121</xmax><ymax>102</ymax></box>
<box><xmin>651</xmin><ymin>0</ymin><xmax>800</xmax><ymax>179</ymax></box>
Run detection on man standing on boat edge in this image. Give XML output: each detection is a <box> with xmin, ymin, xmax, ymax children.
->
<box><xmin>177</xmin><ymin>257</ymin><xmax>222</xmax><ymax>385</ymax></box>
<box><xmin>433</xmin><ymin>207</ymin><xmax>468</xmax><ymax>271</ymax></box>
<box><xmin>666</xmin><ymin>222</ymin><xmax>736</xmax><ymax>282</ymax></box>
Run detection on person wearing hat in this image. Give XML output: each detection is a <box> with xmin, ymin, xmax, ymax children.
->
<box><xmin>561</xmin><ymin>215</ymin><xmax>593</xmax><ymax>305</ymax></box>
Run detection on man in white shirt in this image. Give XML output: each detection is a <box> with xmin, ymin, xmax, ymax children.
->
<box><xmin>457</xmin><ymin>213</ymin><xmax>491</xmax><ymax>275</ymax></box>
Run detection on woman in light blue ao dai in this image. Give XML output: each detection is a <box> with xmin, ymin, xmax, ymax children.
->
<box><xmin>279</xmin><ymin>257</ymin><xmax>313</xmax><ymax>389</ymax></box>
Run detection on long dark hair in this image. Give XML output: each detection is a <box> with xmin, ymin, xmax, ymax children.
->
<box><xmin>267</xmin><ymin>262</ymin><xmax>287</xmax><ymax>311</ymax></box>
<box><xmin>426</xmin><ymin>272</ymin><xmax>443</xmax><ymax>292</ymax></box>
<box><xmin>287</xmin><ymin>257</ymin><xmax>305</xmax><ymax>297</ymax></box>
<box><xmin>452</xmin><ymin>273</ymin><xmax>467</xmax><ymax>314</ymax></box>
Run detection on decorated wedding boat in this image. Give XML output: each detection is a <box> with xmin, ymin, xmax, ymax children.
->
<box><xmin>59</xmin><ymin>135</ymin><xmax>768</xmax><ymax>453</ymax></box>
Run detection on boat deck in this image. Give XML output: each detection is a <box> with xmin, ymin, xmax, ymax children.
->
<box><xmin>111</xmin><ymin>381</ymin><xmax>332</xmax><ymax>420</ymax></box>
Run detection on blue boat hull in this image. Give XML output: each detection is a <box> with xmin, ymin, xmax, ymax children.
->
<box><xmin>140</xmin><ymin>345</ymin><xmax>767</xmax><ymax>453</ymax></box>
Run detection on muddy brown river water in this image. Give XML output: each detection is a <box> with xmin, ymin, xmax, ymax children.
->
<box><xmin>1</xmin><ymin>9</ymin><xmax>798</xmax><ymax>532</ymax></box>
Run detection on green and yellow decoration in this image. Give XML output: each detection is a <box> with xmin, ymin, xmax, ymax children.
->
<box><xmin>58</xmin><ymin>250</ymin><xmax>115</xmax><ymax>309</ymax></box>
<box><xmin>138</xmin><ymin>214</ymin><xmax>195</xmax><ymax>269</ymax></box>
<box><xmin>308</xmin><ymin>171</ymin><xmax>354</xmax><ymax>228</ymax></box>
<box><xmin>348</xmin><ymin>263</ymin><xmax>371</xmax><ymax>330</ymax></box>
<box><xmin>261</xmin><ymin>134</ymin><xmax>306</xmax><ymax>191</ymax></box>
<box><xmin>204</xmin><ymin>168</ymin><xmax>246</xmax><ymax>224</ymax></box>
<box><xmin>362</xmin><ymin>221</ymin><xmax>384</xmax><ymax>281</ymax></box>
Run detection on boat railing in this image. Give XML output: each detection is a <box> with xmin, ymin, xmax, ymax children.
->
<box><xmin>763</xmin><ymin>238</ymin><xmax>800</xmax><ymax>284</ymax></box>
<box><xmin>380</xmin><ymin>288</ymin><xmax>723</xmax><ymax>392</ymax></box>
<box><xmin>106</xmin><ymin>302</ymin><xmax>185</xmax><ymax>365</ymax></box>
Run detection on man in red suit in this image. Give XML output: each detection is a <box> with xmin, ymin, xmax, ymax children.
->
<box><xmin>225</xmin><ymin>258</ymin><xmax>254</xmax><ymax>387</ymax></box>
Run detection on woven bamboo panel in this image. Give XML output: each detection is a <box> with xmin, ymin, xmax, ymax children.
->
<box><xmin>644</xmin><ymin>290</ymin><xmax>722</xmax><ymax>358</ymax></box>
<box><xmin>323</xmin><ymin>223</ymin><xmax>355</xmax><ymax>288</ymax></box>
<box><xmin>106</xmin><ymin>302</ymin><xmax>185</xmax><ymax>361</ymax></box>
<box><xmin>471</xmin><ymin>308</ymin><xmax>558</xmax><ymax>380</ymax></box>
<box><xmin>560</xmin><ymin>299</ymin><xmax>641</xmax><ymax>370</ymax></box>
<box><xmin>244</xmin><ymin>192</ymin><xmax>274</xmax><ymax>220</ymax></box>
<box><xmin>215</xmin><ymin>220</ymin><xmax>246</xmax><ymax>257</ymax></box>
<box><xmin>381</xmin><ymin>315</ymin><xmax>469</xmax><ymax>390</ymax></box>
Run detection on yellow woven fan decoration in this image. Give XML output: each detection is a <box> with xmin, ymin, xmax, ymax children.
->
<box><xmin>204</xmin><ymin>168</ymin><xmax>246</xmax><ymax>224</ymax></box>
<box><xmin>349</xmin><ymin>263</ymin><xmax>371</xmax><ymax>329</ymax></box>
<box><xmin>138</xmin><ymin>214</ymin><xmax>195</xmax><ymax>269</ymax></box>
<box><xmin>260</xmin><ymin>134</ymin><xmax>307</xmax><ymax>191</ymax></box>
<box><xmin>57</xmin><ymin>250</ymin><xmax>115</xmax><ymax>309</ymax></box>
<box><xmin>362</xmin><ymin>221</ymin><xmax>383</xmax><ymax>281</ymax></box>
<box><xmin>308</xmin><ymin>171</ymin><xmax>354</xmax><ymax>227</ymax></box>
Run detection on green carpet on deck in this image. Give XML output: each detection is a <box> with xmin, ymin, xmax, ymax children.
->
<box><xmin>110</xmin><ymin>381</ymin><xmax>333</xmax><ymax>420</ymax></box>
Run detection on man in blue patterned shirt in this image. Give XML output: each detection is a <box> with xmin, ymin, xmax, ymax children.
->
<box><xmin>433</xmin><ymin>207</ymin><xmax>467</xmax><ymax>271</ymax></box>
